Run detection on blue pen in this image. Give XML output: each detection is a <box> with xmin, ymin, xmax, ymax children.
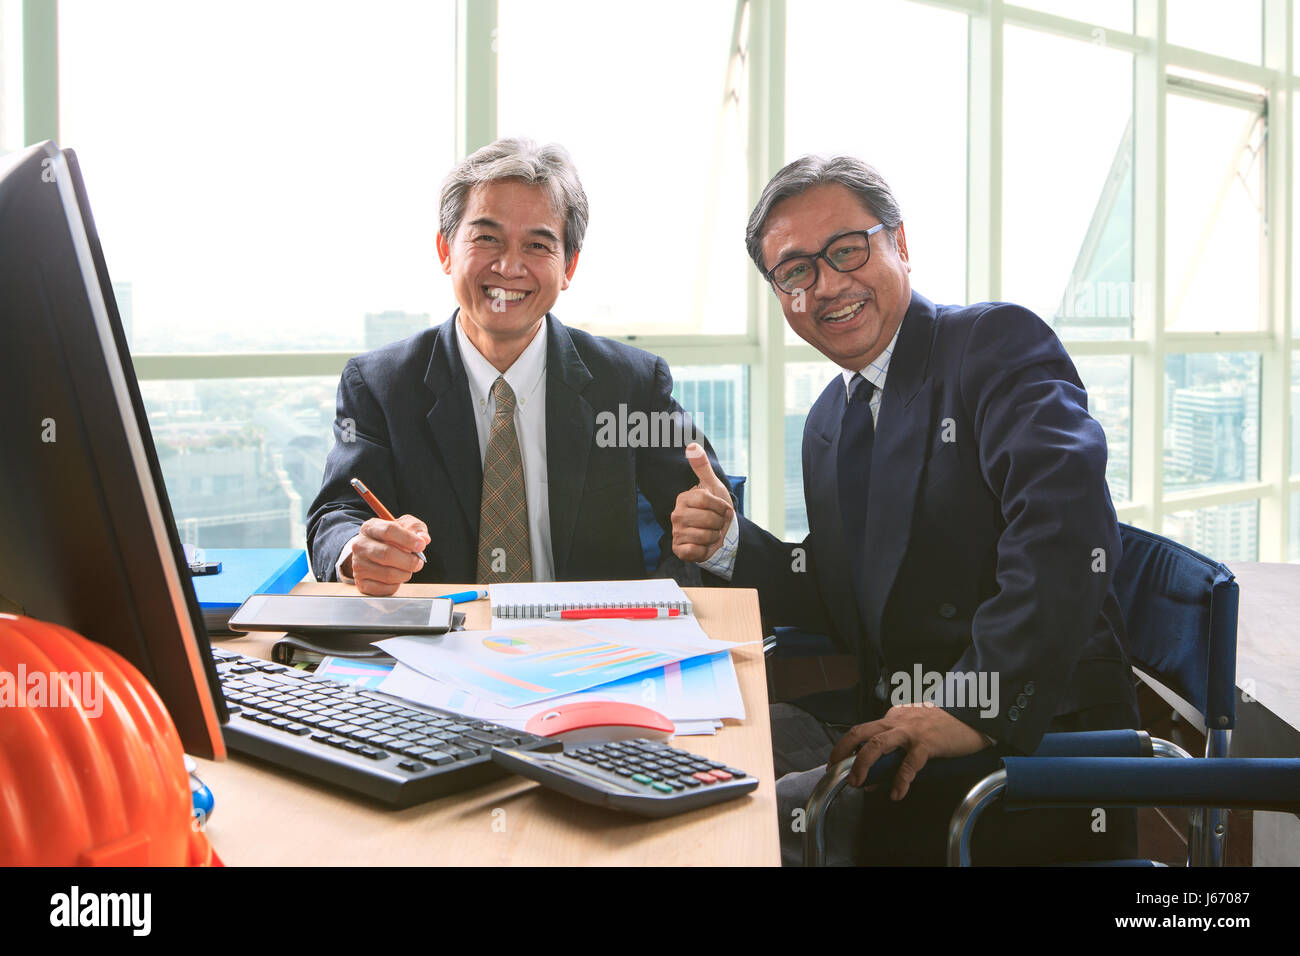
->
<box><xmin>437</xmin><ymin>588</ymin><xmax>489</xmax><ymax>604</ymax></box>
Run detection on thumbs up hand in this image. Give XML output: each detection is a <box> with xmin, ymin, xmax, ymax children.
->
<box><xmin>670</xmin><ymin>443</ymin><xmax>735</xmax><ymax>563</ymax></box>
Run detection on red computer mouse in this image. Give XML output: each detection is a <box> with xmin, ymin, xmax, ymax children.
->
<box><xmin>525</xmin><ymin>701</ymin><xmax>675</xmax><ymax>745</ymax></box>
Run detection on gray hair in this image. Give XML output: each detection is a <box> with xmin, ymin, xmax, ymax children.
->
<box><xmin>745</xmin><ymin>155</ymin><xmax>903</xmax><ymax>273</ymax></box>
<box><xmin>439</xmin><ymin>137</ymin><xmax>589</xmax><ymax>266</ymax></box>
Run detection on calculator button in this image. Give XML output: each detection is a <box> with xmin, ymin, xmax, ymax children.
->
<box><xmin>724</xmin><ymin>768</ymin><xmax>747</xmax><ymax>778</ymax></box>
<box><xmin>710</xmin><ymin>769</ymin><xmax>734</xmax><ymax>781</ymax></box>
<box><xmin>693</xmin><ymin>772</ymin><xmax>718</xmax><ymax>784</ymax></box>
<box><xmin>678</xmin><ymin>776</ymin><xmax>702</xmax><ymax>787</ymax></box>
<box><xmin>631</xmin><ymin>773</ymin><xmax>655</xmax><ymax>785</ymax></box>
<box><xmin>650</xmin><ymin>782</ymin><xmax>675</xmax><ymax>793</ymax></box>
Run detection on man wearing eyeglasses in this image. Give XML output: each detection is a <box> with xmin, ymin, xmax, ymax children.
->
<box><xmin>671</xmin><ymin>156</ymin><xmax>1139</xmax><ymax>865</ymax></box>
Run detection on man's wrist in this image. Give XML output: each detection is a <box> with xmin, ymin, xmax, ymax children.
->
<box><xmin>335</xmin><ymin>533</ymin><xmax>361</xmax><ymax>585</ymax></box>
<box><xmin>696</xmin><ymin>512</ymin><xmax>739</xmax><ymax>580</ymax></box>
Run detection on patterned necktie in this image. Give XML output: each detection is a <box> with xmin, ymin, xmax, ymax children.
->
<box><xmin>837</xmin><ymin>373</ymin><xmax>876</xmax><ymax>579</ymax></box>
<box><xmin>476</xmin><ymin>376</ymin><xmax>533</xmax><ymax>583</ymax></box>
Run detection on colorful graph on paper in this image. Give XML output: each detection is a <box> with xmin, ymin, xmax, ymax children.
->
<box><xmin>378</xmin><ymin>623</ymin><xmax>709</xmax><ymax>707</ymax></box>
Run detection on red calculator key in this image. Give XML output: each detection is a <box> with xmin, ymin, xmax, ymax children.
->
<box><xmin>692</xmin><ymin>771</ymin><xmax>718</xmax><ymax>784</ymax></box>
<box><xmin>709</xmin><ymin>769</ymin><xmax>733</xmax><ymax>781</ymax></box>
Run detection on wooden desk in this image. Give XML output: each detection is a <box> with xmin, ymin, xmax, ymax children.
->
<box><xmin>197</xmin><ymin>583</ymin><xmax>780</xmax><ymax>866</ymax></box>
<box><xmin>1224</xmin><ymin>563</ymin><xmax>1300</xmax><ymax>866</ymax></box>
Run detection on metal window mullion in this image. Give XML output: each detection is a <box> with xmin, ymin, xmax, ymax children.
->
<box><xmin>1261</xmin><ymin>0</ymin><xmax>1293</xmax><ymax>561</ymax></box>
<box><xmin>1163</xmin><ymin>332</ymin><xmax>1277</xmax><ymax>352</ymax></box>
<box><xmin>1132</xmin><ymin>0</ymin><xmax>1167</xmax><ymax>535</ymax></box>
<box><xmin>1163</xmin><ymin>480</ymin><xmax>1275</xmax><ymax>511</ymax></box>
<box><xmin>747</xmin><ymin>0</ymin><xmax>786</xmax><ymax>535</ymax></box>
<box><xmin>1000</xmin><ymin>3</ymin><xmax>1146</xmax><ymax>53</ymax></box>
<box><xmin>966</xmin><ymin>0</ymin><xmax>1001</xmax><ymax>305</ymax></box>
<box><xmin>131</xmin><ymin>352</ymin><xmax>357</xmax><ymax>382</ymax></box>
<box><xmin>21</xmin><ymin>0</ymin><xmax>56</xmax><ymax>145</ymax></box>
<box><xmin>456</xmin><ymin>0</ymin><xmax>496</xmax><ymax>158</ymax></box>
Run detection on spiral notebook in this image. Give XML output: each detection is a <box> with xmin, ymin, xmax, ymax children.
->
<box><xmin>488</xmin><ymin>579</ymin><xmax>694</xmax><ymax>619</ymax></box>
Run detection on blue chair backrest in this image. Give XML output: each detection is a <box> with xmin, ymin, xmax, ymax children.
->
<box><xmin>637</xmin><ymin>476</ymin><xmax>746</xmax><ymax>574</ymax></box>
<box><xmin>1113</xmin><ymin>523</ymin><xmax>1239</xmax><ymax>732</ymax></box>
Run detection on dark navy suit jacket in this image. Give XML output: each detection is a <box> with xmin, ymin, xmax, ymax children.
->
<box><xmin>306</xmin><ymin>312</ymin><xmax>730</xmax><ymax>585</ymax></box>
<box><xmin>733</xmin><ymin>291</ymin><xmax>1137</xmax><ymax>755</ymax></box>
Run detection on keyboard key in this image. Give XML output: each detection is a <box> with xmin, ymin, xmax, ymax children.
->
<box><xmin>397</xmin><ymin>760</ymin><xmax>426</xmax><ymax>772</ymax></box>
<box><xmin>359</xmin><ymin>748</ymin><xmax>387</xmax><ymax>760</ymax></box>
<box><xmin>415</xmin><ymin>750</ymin><xmax>455</xmax><ymax>766</ymax></box>
<box><xmin>461</xmin><ymin>729</ymin><xmax>512</xmax><ymax>747</ymax></box>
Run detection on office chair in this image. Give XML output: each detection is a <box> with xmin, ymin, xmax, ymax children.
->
<box><xmin>805</xmin><ymin>523</ymin><xmax>1271</xmax><ymax>866</ymax></box>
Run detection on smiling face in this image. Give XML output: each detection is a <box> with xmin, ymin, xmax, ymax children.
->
<box><xmin>759</xmin><ymin>183</ymin><xmax>911</xmax><ymax>371</ymax></box>
<box><xmin>436</xmin><ymin>179</ymin><xmax>578</xmax><ymax>367</ymax></box>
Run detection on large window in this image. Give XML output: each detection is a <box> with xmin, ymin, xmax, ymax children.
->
<box><xmin>0</xmin><ymin>0</ymin><xmax>20</xmax><ymax>153</ymax></box>
<box><xmin>785</xmin><ymin>0</ymin><xmax>967</xmax><ymax>311</ymax></box>
<box><xmin>13</xmin><ymin>0</ymin><xmax>1299</xmax><ymax>563</ymax></box>
<box><xmin>58</xmin><ymin>0</ymin><xmax>456</xmax><ymax>354</ymax></box>
<box><xmin>1165</xmin><ymin>90</ymin><xmax>1265</xmax><ymax>333</ymax></box>
<box><xmin>496</xmin><ymin>0</ymin><xmax>746</xmax><ymax>336</ymax></box>
<box><xmin>1002</xmin><ymin>26</ymin><xmax>1133</xmax><ymax>340</ymax></box>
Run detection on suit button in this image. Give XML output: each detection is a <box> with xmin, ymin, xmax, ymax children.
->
<box><xmin>1024</xmin><ymin>682</ymin><xmax>1036</xmax><ymax>696</ymax></box>
<box><xmin>1016</xmin><ymin>694</ymin><xmax>1028</xmax><ymax>708</ymax></box>
<box><xmin>938</xmin><ymin>603</ymin><xmax>957</xmax><ymax>619</ymax></box>
<box><xmin>1008</xmin><ymin>707</ymin><xmax>1020</xmax><ymax>721</ymax></box>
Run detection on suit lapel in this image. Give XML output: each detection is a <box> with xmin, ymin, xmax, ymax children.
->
<box><xmin>424</xmin><ymin>312</ymin><xmax>483</xmax><ymax>536</ymax></box>
<box><xmin>544</xmin><ymin>315</ymin><xmax>594</xmax><ymax>576</ymax></box>
<box><xmin>859</xmin><ymin>293</ymin><xmax>937</xmax><ymax>651</ymax></box>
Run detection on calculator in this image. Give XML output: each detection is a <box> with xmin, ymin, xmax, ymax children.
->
<box><xmin>491</xmin><ymin>738</ymin><xmax>758</xmax><ymax>817</ymax></box>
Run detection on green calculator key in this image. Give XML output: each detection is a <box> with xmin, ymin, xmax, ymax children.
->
<box><xmin>631</xmin><ymin>773</ymin><xmax>654</xmax><ymax>785</ymax></box>
<box><xmin>651</xmin><ymin>782</ymin><xmax>675</xmax><ymax>793</ymax></box>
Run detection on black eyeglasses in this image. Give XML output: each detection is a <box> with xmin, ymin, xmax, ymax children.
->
<box><xmin>764</xmin><ymin>224</ymin><xmax>886</xmax><ymax>294</ymax></box>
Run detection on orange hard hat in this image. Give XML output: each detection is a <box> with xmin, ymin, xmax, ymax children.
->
<box><xmin>0</xmin><ymin>612</ymin><xmax>219</xmax><ymax>866</ymax></box>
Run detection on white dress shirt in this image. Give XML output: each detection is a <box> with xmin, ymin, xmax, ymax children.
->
<box><xmin>336</xmin><ymin>318</ymin><xmax>556</xmax><ymax>583</ymax></box>
<box><xmin>697</xmin><ymin>322</ymin><xmax>901</xmax><ymax>581</ymax></box>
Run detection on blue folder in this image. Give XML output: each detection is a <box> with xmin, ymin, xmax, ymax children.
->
<box><xmin>191</xmin><ymin>548</ymin><xmax>309</xmax><ymax>633</ymax></box>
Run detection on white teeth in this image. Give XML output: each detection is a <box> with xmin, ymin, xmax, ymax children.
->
<box><xmin>486</xmin><ymin>287</ymin><xmax>528</xmax><ymax>301</ymax></box>
<box><xmin>824</xmin><ymin>301</ymin><xmax>865</xmax><ymax>321</ymax></box>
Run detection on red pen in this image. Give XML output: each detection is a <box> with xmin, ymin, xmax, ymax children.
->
<box><xmin>350</xmin><ymin>477</ymin><xmax>427</xmax><ymax>564</ymax></box>
<box><xmin>543</xmin><ymin>608</ymin><xmax>684</xmax><ymax>620</ymax></box>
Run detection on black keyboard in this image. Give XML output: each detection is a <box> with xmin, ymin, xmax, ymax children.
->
<box><xmin>212</xmin><ymin>649</ymin><xmax>551</xmax><ymax>807</ymax></box>
<box><xmin>492</xmin><ymin>738</ymin><xmax>758</xmax><ymax>817</ymax></box>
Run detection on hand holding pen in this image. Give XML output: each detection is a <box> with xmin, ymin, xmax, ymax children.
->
<box><xmin>347</xmin><ymin>478</ymin><xmax>431</xmax><ymax>597</ymax></box>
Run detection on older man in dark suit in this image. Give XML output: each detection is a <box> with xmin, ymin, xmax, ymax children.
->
<box><xmin>308</xmin><ymin>138</ymin><xmax>729</xmax><ymax>592</ymax></box>
<box><xmin>672</xmin><ymin>156</ymin><xmax>1140</xmax><ymax>865</ymax></box>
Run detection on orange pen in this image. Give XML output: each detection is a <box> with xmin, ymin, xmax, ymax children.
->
<box><xmin>350</xmin><ymin>477</ymin><xmax>427</xmax><ymax>565</ymax></box>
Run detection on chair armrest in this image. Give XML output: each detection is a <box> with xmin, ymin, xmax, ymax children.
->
<box><xmin>999</xmin><ymin>757</ymin><xmax>1300</xmax><ymax>812</ymax></box>
<box><xmin>947</xmin><ymin>756</ymin><xmax>1300</xmax><ymax>865</ymax></box>
<box><xmin>803</xmin><ymin>729</ymin><xmax>1151</xmax><ymax>866</ymax></box>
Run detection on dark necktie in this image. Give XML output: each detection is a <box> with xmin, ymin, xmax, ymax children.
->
<box><xmin>837</xmin><ymin>373</ymin><xmax>876</xmax><ymax>577</ymax></box>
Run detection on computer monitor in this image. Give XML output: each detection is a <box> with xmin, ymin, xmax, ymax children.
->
<box><xmin>0</xmin><ymin>141</ymin><xmax>226</xmax><ymax>759</ymax></box>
